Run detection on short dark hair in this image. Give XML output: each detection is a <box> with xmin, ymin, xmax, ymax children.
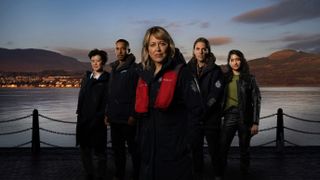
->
<box><xmin>88</xmin><ymin>49</ymin><xmax>108</xmax><ymax>65</ymax></box>
<box><xmin>116</xmin><ymin>39</ymin><xmax>129</xmax><ymax>48</ymax></box>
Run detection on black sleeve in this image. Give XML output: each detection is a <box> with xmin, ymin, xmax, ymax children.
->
<box><xmin>130</xmin><ymin>65</ymin><xmax>139</xmax><ymax>118</ymax></box>
<box><xmin>179</xmin><ymin>66</ymin><xmax>204</xmax><ymax>147</ymax></box>
<box><xmin>76</xmin><ymin>73</ymin><xmax>88</xmax><ymax>115</ymax></box>
<box><xmin>251</xmin><ymin>76</ymin><xmax>261</xmax><ymax>125</ymax></box>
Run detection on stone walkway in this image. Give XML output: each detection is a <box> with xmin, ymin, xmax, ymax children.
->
<box><xmin>0</xmin><ymin>147</ymin><xmax>319</xmax><ymax>180</ymax></box>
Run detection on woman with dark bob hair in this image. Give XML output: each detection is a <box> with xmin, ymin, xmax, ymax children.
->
<box><xmin>76</xmin><ymin>49</ymin><xmax>109</xmax><ymax>179</ymax></box>
<box><xmin>135</xmin><ymin>26</ymin><xmax>203</xmax><ymax>180</ymax></box>
<box><xmin>218</xmin><ymin>49</ymin><xmax>261</xmax><ymax>179</ymax></box>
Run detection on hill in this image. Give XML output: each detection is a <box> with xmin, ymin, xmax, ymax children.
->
<box><xmin>1</xmin><ymin>48</ymin><xmax>320</xmax><ymax>86</ymax></box>
<box><xmin>0</xmin><ymin>48</ymin><xmax>90</xmax><ymax>72</ymax></box>
<box><xmin>248</xmin><ymin>49</ymin><xmax>320</xmax><ymax>87</ymax></box>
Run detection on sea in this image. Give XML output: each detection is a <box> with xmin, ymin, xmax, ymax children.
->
<box><xmin>0</xmin><ymin>87</ymin><xmax>319</xmax><ymax>147</ymax></box>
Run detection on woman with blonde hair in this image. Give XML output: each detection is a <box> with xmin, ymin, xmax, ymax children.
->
<box><xmin>135</xmin><ymin>26</ymin><xmax>203</xmax><ymax>180</ymax></box>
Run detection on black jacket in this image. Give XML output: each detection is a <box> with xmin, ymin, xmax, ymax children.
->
<box><xmin>136</xmin><ymin>50</ymin><xmax>203</xmax><ymax>180</ymax></box>
<box><xmin>222</xmin><ymin>72</ymin><xmax>261</xmax><ymax>125</ymax></box>
<box><xmin>76</xmin><ymin>71</ymin><xmax>109</xmax><ymax>147</ymax></box>
<box><xmin>187</xmin><ymin>55</ymin><xmax>224</xmax><ymax>126</ymax></box>
<box><xmin>105</xmin><ymin>54</ymin><xmax>138</xmax><ymax>124</ymax></box>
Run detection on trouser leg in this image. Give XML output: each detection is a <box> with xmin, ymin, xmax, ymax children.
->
<box><xmin>238</xmin><ymin>123</ymin><xmax>251</xmax><ymax>176</ymax></box>
<box><xmin>205</xmin><ymin>127</ymin><xmax>220</xmax><ymax>177</ymax></box>
<box><xmin>192</xmin><ymin>126</ymin><xmax>204</xmax><ymax>180</ymax></box>
<box><xmin>192</xmin><ymin>130</ymin><xmax>204</xmax><ymax>171</ymax></box>
<box><xmin>94</xmin><ymin>146</ymin><xmax>107</xmax><ymax>179</ymax></box>
<box><xmin>111</xmin><ymin>123</ymin><xmax>126</xmax><ymax>179</ymax></box>
<box><xmin>80</xmin><ymin>146</ymin><xmax>94</xmax><ymax>178</ymax></box>
<box><xmin>218</xmin><ymin>112</ymin><xmax>239</xmax><ymax>177</ymax></box>
<box><xmin>125</xmin><ymin>124</ymin><xmax>140</xmax><ymax>180</ymax></box>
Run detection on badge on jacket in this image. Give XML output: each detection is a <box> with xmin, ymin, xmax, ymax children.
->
<box><xmin>215</xmin><ymin>80</ymin><xmax>221</xmax><ymax>88</ymax></box>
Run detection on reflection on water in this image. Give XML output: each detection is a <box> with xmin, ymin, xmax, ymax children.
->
<box><xmin>0</xmin><ymin>87</ymin><xmax>319</xmax><ymax>147</ymax></box>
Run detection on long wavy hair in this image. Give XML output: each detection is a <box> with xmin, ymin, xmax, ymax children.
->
<box><xmin>226</xmin><ymin>49</ymin><xmax>250</xmax><ymax>79</ymax></box>
<box><xmin>141</xmin><ymin>26</ymin><xmax>176</xmax><ymax>70</ymax></box>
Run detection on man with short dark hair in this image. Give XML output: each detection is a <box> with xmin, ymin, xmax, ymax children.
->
<box><xmin>105</xmin><ymin>39</ymin><xmax>139</xmax><ymax>180</ymax></box>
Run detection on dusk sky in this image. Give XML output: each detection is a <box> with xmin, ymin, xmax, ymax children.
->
<box><xmin>1</xmin><ymin>0</ymin><xmax>320</xmax><ymax>64</ymax></box>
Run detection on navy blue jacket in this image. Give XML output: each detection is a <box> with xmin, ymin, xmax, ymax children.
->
<box><xmin>105</xmin><ymin>54</ymin><xmax>138</xmax><ymax>124</ymax></box>
<box><xmin>187</xmin><ymin>55</ymin><xmax>224</xmax><ymax>127</ymax></box>
<box><xmin>76</xmin><ymin>71</ymin><xmax>109</xmax><ymax>147</ymax></box>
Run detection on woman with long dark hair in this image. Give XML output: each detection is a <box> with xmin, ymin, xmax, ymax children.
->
<box><xmin>187</xmin><ymin>37</ymin><xmax>224</xmax><ymax>180</ymax></box>
<box><xmin>218</xmin><ymin>49</ymin><xmax>261</xmax><ymax>179</ymax></box>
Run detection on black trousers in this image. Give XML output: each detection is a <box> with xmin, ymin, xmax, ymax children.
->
<box><xmin>110</xmin><ymin>123</ymin><xmax>140</xmax><ymax>180</ymax></box>
<box><xmin>80</xmin><ymin>145</ymin><xmax>107</xmax><ymax>178</ymax></box>
<box><xmin>192</xmin><ymin>115</ymin><xmax>221</xmax><ymax>179</ymax></box>
<box><xmin>218</xmin><ymin>107</ymin><xmax>251</xmax><ymax>177</ymax></box>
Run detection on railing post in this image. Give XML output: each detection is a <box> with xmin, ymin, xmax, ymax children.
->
<box><xmin>276</xmin><ymin>108</ymin><xmax>284</xmax><ymax>153</ymax></box>
<box><xmin>32</xmin><ymin>109</ymin><xmax>40</xmax><ymax>156</ymax></box>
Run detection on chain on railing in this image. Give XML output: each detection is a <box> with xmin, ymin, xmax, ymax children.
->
<box><xmin>39</xmin><ymin>114</ymin><xmax>76</xmax><ymax>124</ymax></box>
<box><xmin>284</xmin><ymin>127</ymin><xmax>320</xmax><ymax>135</ymax></box>
<box><xmin>14</xmin><ymin>141</ymin><xmax>32</xmax><ymax>148</ymax></box>
<box><xmin>0</xmin><ymin>114</ymin><xmax>32</xmax><ymax>123</ymax></box>
<box><xmin>284</xmin><ymin>113</ymin><xmax>320</xmax><ymax>123</ymax></box>
<box><xmin>259</xmin><ymin>126</ymin><xmax>277</xmax><ymax>132</ymax></box>
<box><xmin>260</xmin><ymin>113</ymin><xmax>277</xmax><ymax>120</ymax></box>
<box><xmin>0</xmin><ymin>128</ymin><xmax>32</xmax><ymax>136</ymax></box>
<box><xmin>254</xmin><ymin>140</ymin><xmax>276</xmax><ymax>147</ymax></box>
<box><xmin>1</xmin><ymin>108</ymin><xmax>319</xmax><ymax>154</ymax></box>
<box><xmin>0</xmin><ymin>114</ymin><xmax>33</xmax><ymax>148</ymax></box>
<box><xmin>284</xmin><ymin>140</ymin><xmax>299</xmax><ymax>146</ymax></box>
<box><xmin>39</xmin><ymin>127</ymin><xmax>76</xmax><ymax>136</ymax></box>
<box><xmin>40</xmin><ymin>141</ymin><xmax>63</xmax><ymax>148</ymax></box>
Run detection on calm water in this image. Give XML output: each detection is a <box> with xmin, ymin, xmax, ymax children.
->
<box><xmin>0</xmin><ymin>87</ymin><xmax>319</xmax><ymax>147</ymax></box>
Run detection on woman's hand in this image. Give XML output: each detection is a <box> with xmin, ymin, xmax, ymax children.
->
<box><xmin>251</xmin><ymin>124</ymin><xmax>259</xmax><ymax>135</ymax></box>
<box><xmin>104</xmin><ymin>116</ymin><xmax>109</xmax><ymax>127</ymax></box>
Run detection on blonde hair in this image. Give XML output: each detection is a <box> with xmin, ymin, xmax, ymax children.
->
<box><xmin>141</xmin><ymin>26</ymin><xmax>176</xmax><ymax>70</ymax></box>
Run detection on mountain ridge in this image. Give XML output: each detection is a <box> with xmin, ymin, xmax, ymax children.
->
<box><xmin>0</xmin><ymin>48</ymin><xmax>90</xmax><ymax>72</ymax></box>
<box><xmin>248</xmin><ymin>49</ymin><xmax>320</xmax><ymax>86</ymax></box>
<box><xmin>1</xmin><ymin>48</ymin><xmax>319</xmax><ymax>86</ymax></box>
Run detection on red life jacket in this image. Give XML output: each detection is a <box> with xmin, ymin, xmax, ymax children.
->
<box><xmin>135</xmin><ymin>64</ymin><xmax>183</xmax><ymax>113</ymax></box>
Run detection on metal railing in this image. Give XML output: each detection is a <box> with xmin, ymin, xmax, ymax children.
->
<box><xmin>0</xmin><ymin>108</ymin><xmax>319</xmax><ymax>155</ymax></box>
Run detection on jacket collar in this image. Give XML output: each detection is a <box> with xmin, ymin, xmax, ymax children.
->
<box><xmin>188</xmin><ymin>55</ymin><xmax>217</xmax><ymax>78</ymax></box>
<box><xmin>138</xmin><ymin>48</ymin><xmax>185</xmax><ymax>84</ymax></box>
<box><xmin>110</xmin><ymin>53</ymin><xmax>136</xmax><ymax>72</ymax></box>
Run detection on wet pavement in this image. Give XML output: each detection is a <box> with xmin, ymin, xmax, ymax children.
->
<box><xmin>0</xmin><ymin>146</ymin><xmax>319</xmax><ymax>180</ymax></box>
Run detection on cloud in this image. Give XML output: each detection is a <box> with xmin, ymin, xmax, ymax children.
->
<box><xmin>187</xmin><ymin>21</ymin><xmax>210</xmax><ymax>28</ymax></box>
<box><xmin>5</xmin><ymin>41</ymin><xmax>14</xmax><ymax>46</ymax></box>
<box><xmin>135</xmin><ymin>19</ymin><xmax>167</xmax><ymax>26</ymax></box>
<box><xmin>286</xmin><ymin>37</ymin><xmax>320</xmax><ymax>53</ymax></box>
<box><xmin>258</xmin><ymin>33</ymin><xmax>320</xmax><ymax>43</ymax></box>
<box><xmin>258</xmin><ymin>33</ymin><xmax>320</xmax><ymax>53</ymax></box>
<box><xmin>199</xmin><ymin>22</ymin><xmax>210</xmax><ymax>28</ymax></box>
<box><xmin>233</xmin><ymin>0</ymin><xmax>320</xmax><ymax>24</ymax></box>
<box><xmin>136</xmin><ymin>19</ymin><xmax>210</xmax><ymax>31</ymax></box>
<box><xmin>55</xmin><ymin>47</ymin><xmax>115</xmax><ymax>62</ymax></box>
<box><xmin>164</xmin><ymin>22</ymin><xmax>182</xmax><ymax>29</ymax></box>
<box><xmin>207</xmin><ymin>37</ymin><xmax>233</xmax><ymax>46</ymax></box>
